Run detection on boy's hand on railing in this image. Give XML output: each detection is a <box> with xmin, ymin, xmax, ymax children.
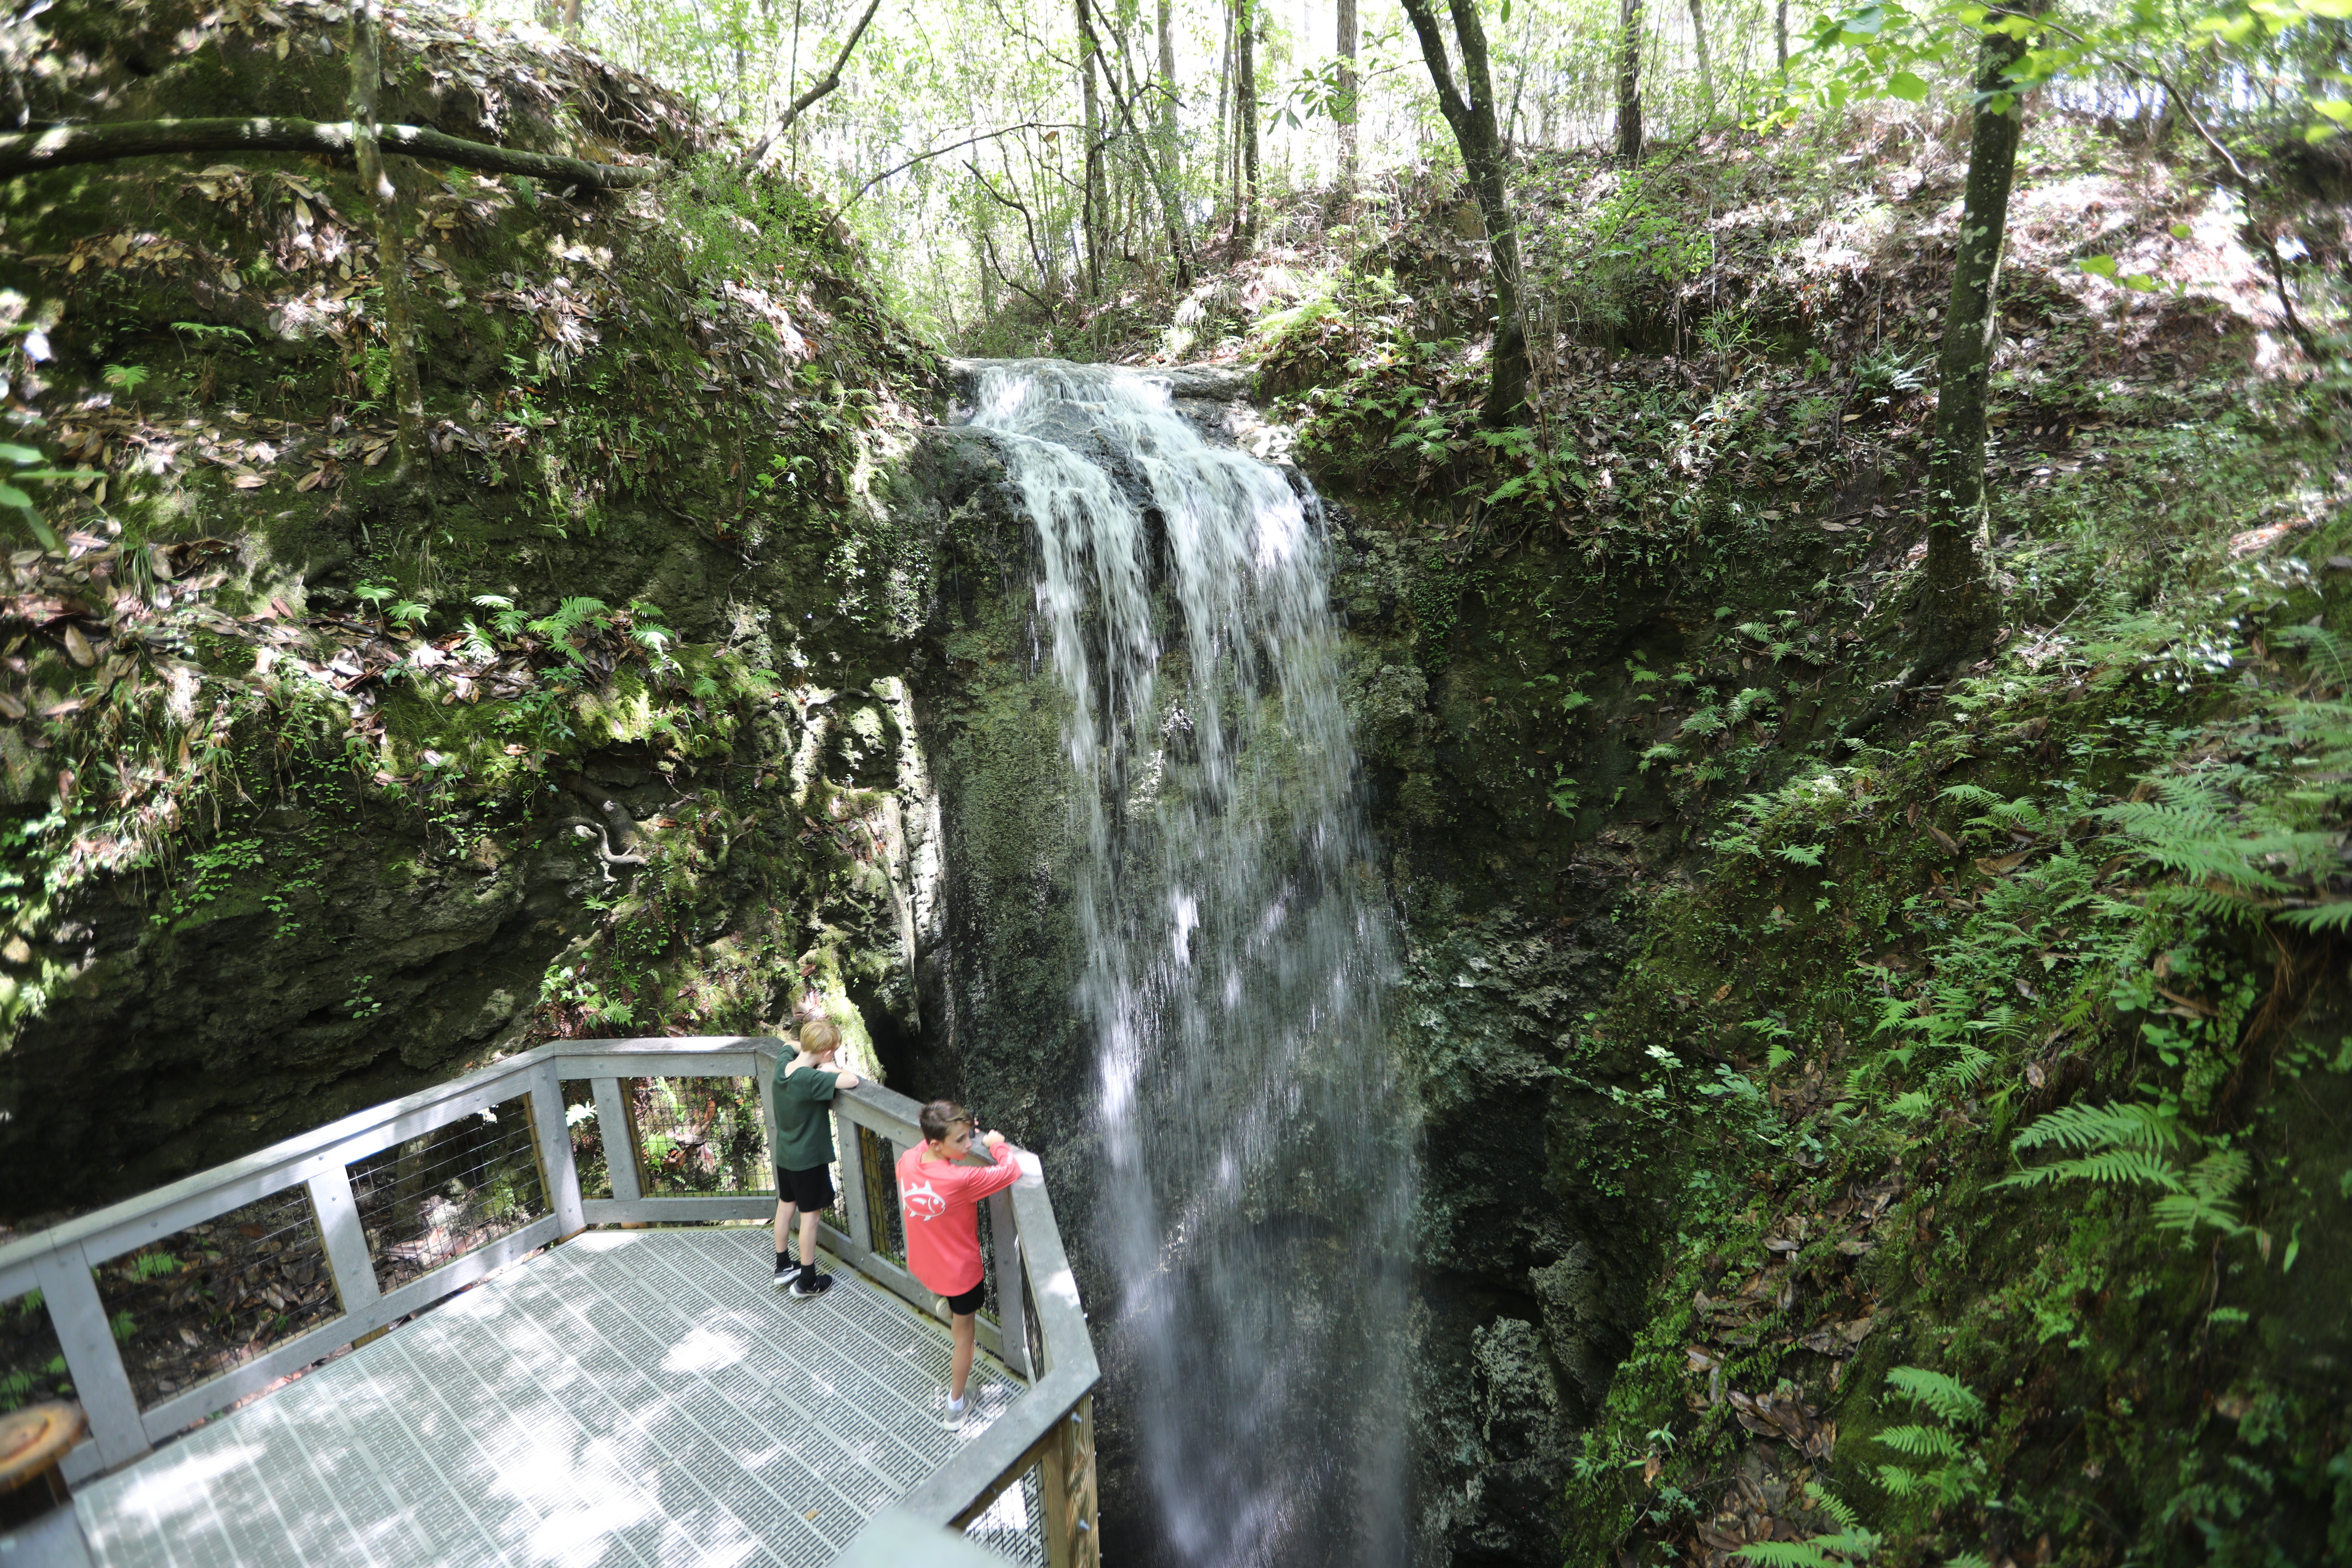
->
<box><xmin>982</xmin><ymin>1131</ymin><xmax>1006</xmax><ymax>1150</ymax></box>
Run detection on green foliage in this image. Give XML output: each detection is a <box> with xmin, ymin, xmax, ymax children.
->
<box><xmin>1875</xmin><ymin>1367</ymin><xmax>1988</xmax><ymax>1507</ymax></box>
<box><xmin>0</xmin><ymin>441</ymin><xmax>93</xmax><ymax>552</ymax></box>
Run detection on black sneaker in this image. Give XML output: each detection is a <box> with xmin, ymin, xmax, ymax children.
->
<box><xmin>789</xmin><ymin>1268</ymin><xmax>834</xmax><ymax>1299</ymax></box>
<box><xmin>771</xmin><ymin>1256</ymin><xmax>796</xmax><ymax>1291</ymax></box>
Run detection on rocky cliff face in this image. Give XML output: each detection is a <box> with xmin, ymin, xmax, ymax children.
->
<box><xmin>0</xmin><ymin>0</ymin><xmax>944</xmax><ymax>1202</ymax></box>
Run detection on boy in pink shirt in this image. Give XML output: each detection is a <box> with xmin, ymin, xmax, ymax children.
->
<box><xmin>896</xmin><ymin>1099</ymin><xmax>1024</xmax><ymax>1424</ymax></box>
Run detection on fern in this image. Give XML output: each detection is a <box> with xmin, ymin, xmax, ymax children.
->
<box><xmin>1734</xmin><ymin>1542</ymin><xmax>1876</xmax><ymax>1568</ymax></box>
<box><xmin>1874</xmin><ymin>1424</ymin><xmax>1961</xmax><ymax>1459</ymax></box>
<box><xmin>1994</xmin><ymin>1148</ymin><xmax>2182</xmax><ymax>1191</ymax></box>
<box><xmin>1883</xmin><ymin>1366</ymin><xmax>1984</xmax><ymax>1425</ymax></box>
<box><xmin>2276</xmin><ymin>901</ymin><xmax>2352</xmax><ymax>931</ymax></box>
<box><xmin>2269</xmin><ymin>621</ymin><xmax>2352</xmax><ymax>686</ymax></box>
<box><xmin>2149</xmin><ymin>1149</ymin><xmax>2252</xmax><ymax>1238</ymax></box>
<box><xmin>1733</xmin><ymin>1546</ymin><xmax>1841</xmax><ymax>1568</ymax></box>
<box><xmin>2010</xmin><ymin>1100</ymin><xmax>2185</xmax><ymax>1154</ymax></box>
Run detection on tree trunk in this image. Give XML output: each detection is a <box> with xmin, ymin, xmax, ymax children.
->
<box><xmin>1082</xmin><ymin>0</ymin><xmax>1193</xmax><ymax>285</ymax></box>
<box><xmin>1916</xmin><ymin>4</ymin><xmax>2039</xmax><ymax>672</ymax></box>
<box><xmin>1688</xmin><ymin>0</ymin><xmax>1716</xmax><ymax>123</ymax></box>
<box><xmin>1216</xmin><ymin>0</ymin><xmax>1234</xmax><ymax>231</ymax></box>
<box><xmin>1079</xmin><ymin>0</ymin><xmax>1105</xmax><ymax>297</ymax></box>
<box><xmin>1337</xmin><ymin>0</ymin><xmax>1359</xmax><ymax>194</ymax></box>
<box><xmin>1157</xmin><ymin>0</ymin><xmax>1178</xmax><ymax>147</ymax></box>
<box><xmin>1774</xmin><ymin>0</ymin><xmax>1788</xmax><ymax>79</ymax></box>
<box><xmin>1236</xmin><ymin>0</ymin><xmax>1259</xmax><ymax>246</ymax></box>
<box><xmin>348</xmin><ymin>1</ymin><xmax>428</xmax><ymax>483</ymax></box>
<box><xmin>1398</xmin><ymin>0</ymin><xmax>1528</xmax><ymax>424</ymax></box>
<box><xmin>1615</xmin><ymin>0</ymin><xmax>1643</xmax><ymax>162</ymax></box>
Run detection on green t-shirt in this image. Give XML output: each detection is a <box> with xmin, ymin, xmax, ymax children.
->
<box><xmin>774</xmin><ymin>1062</ymin><xmax>840</xmax><ymax>1171</ymax></box>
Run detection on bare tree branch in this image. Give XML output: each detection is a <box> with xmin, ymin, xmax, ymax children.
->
<box><xmin>831</xmin><ymin>121</ymin><xmax>1083</xmax><ymax>217</ymax></box>
<box><xmin>742</xmin><ymin>0</ymin><xmax>886</xmax><ymax>168</ymax></box>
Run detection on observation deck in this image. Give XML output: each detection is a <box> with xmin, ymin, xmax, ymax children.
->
<box><xmin>0</xmin><ymin>1038</ymin><xmax>1099</xmax><ymax>1568</ymax></box>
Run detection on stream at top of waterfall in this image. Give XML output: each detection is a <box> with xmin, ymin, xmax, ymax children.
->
<box><xmin>958</xmin><ymin>361</ymin><xmax>1414</xmax><ymax>1567</ymax></box>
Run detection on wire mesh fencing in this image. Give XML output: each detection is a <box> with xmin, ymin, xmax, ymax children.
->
<box><xmin>858</xmin><ymin>1123</ymin><xmax>905</xmax><ymax>1267</ymax></box>
<box><xmin>628</xmin><ymin>1076</ymin><xmax>772</xmax><ymax>1197</ymax></box>
<box><xmin>0</xmin><ymin>1286</ymin><xmax>70</xmax><ymax>1413</ymax></box>
<box><xmin>347</xmin><ymin>1094</ymin><xmax>547</xmax><ymax>1294</ymax></box>
<box><xmin>564</xmin><ymin>1079</ymin><xmax>614</xmax><ymax>1202</ymax></box>
<box><xmin>92</xmin><ymin>1185</ymin><xmax>342</xmax><ymax>1410</ymax></box>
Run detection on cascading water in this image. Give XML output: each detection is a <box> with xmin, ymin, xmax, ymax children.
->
<box><xmin>966</xmin><ymin>362</ymin><xmax>1413</xmax><ymax>1566</ymax></box>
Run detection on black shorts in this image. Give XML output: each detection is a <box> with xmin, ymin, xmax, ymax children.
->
<box><xmin>777</xmin><ymin>1164</ymin><xmax>835</xmax><ymax>1211</ymax></box>
<box><xmin>943</xmin><ymin>1282</ymin><xmax>986</xmax><ymax>1317</ymax></box>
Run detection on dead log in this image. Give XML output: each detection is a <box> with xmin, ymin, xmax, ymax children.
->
<box><xmin>0</xmin><ymin>117</ymin><xmax>660</xmax><ymax>189</ymax></box>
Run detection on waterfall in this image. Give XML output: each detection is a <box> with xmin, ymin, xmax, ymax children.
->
<box><xmin>967</xmin><ymin>362</ymin><xmax>1412</xmax><ymax>1566</ymax></box>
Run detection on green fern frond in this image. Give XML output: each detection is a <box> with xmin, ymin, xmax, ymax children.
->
<box><xmin>2150</xmin><ymin>1191</ymin><xmax>2246</xmax><ymax>1237</ymax></box>
<box><xmin>1875</xmin><ymin>1423</ymin><xmax>1961</xmax><ymax>1459</ymax></box>
<box><xmin>1994</xmin><ymin>1148</ymin><xmax>2184</xmax><ymax>1191</ymax></box>
<box><xmin>1876</xmin><ymin>1464</ymin><xmax>1930</xmax><ymax>1498</ymax></box>
<box><xmin>2010</xmin><ymin>1100</ymin><xmax>2185</xmax><ymax>1154</ymax></box>
<box><xmin>1884</xmin><ymin>1366</ymin><xmax>1984</xmax><ymax>1425</ymax></box>
<box><xmin>2277</xmin><ymin>901</ymin><xmax>2352</xmax><ymax>932</ymax></box>
<box><xmin>1937</xmin><ymin>1043</ymin><xmax>1994</xmax><ymax>1091</ymax></box>
<box><xmin>1938</xmin><ymin>784</ymin><xmax>2000</xmax><ymax>808</ymax></box>
<box><xmin>1731</xmin><ymin>1545</ymin><xmax>1843</xmax><ymax>1568</ymax></box>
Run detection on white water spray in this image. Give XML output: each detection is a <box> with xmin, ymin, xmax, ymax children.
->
<box><xmin>967</xmin><ymin>363</ymin><xmax>1412</xmax><ymax>1567</ymax></box>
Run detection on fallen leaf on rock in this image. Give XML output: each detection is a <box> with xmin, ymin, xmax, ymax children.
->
<box><xmin>61</xmin><ymin>625</ymin><xmax>96</xmax><ymax>666</ymax></box>
<box><xmin>1924</xmin><ymin>822</ymin><xmax>1960</xmax><ymax>854</ymax></box>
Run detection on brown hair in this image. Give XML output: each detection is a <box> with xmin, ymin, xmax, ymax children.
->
<box><xmin>800</xmin><ymin>1017</ymin><xmax>844</xmax><ymax>1056</ymax></box>
<box><xmin>919</xmin><ymin>1099</ymin><xmax>971</xmax><ymax>1144</ymax></box>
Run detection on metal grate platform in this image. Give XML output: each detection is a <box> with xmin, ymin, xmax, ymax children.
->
<box><xmin>69</xmin><ymin>1228</ymin><xmax>1043</xmax><ymax>1567</ymax></box>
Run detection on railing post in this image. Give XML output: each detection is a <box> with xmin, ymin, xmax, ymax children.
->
<box><xmin>37</xmin><ymin>1246</ymin><xmax>148</xmax><ymax>1468</ymax></box>
<box><xmin>304</xmin><ymin>1164</ymin><xmax>381</xmax><ymax>1320</ymax></box>
<box><xmin>590</xmin><ymin>1076</ymin><xmax>643</xmax><ymax>1204</ymax></box>
<box><xmin>986</xmin><ymin>1189</ymin><xmax>1029</xmax><ymax>1380</ymax></box>
<box><xmin>526</xmin><ymin>1060</ymin><xmax>586</xmax><ymax>1237</ymax></box>
<box><xmin>1041</xmin><ymin>1393</ymin><xmax>1098</xmax><ymax>1568</ymax></box>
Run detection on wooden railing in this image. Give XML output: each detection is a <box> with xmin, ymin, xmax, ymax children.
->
<box><xmin>0</xmin><ymin>1036</ymin><xmax>1099</xmax><ymax>1567</ymax></box>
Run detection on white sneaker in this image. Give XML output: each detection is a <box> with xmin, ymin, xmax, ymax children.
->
<box><xmin>942</xmin><ymin>1394</ymin><xmax>969</xmax><ymax>1428</ymax></box>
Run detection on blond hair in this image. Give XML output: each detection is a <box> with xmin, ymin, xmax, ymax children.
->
<box><xmin>800</xmin><ymin>1017</ymin><xmax>844</xmax><ymax>1056</ymax></box>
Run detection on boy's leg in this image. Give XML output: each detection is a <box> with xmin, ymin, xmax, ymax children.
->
<box><xmin>772</xmin><ymin>1198</ymin><xmax>798</xmax><ymax>1256</ymax></box>
<box><xmin>949</xmin><ymin>1311</ymin><xmax>977</xmax><ymax>1404</ymax></box>
<box><xmin>771</xmin><ymin>1199</ymin><xmax>798</xmax><ymax>1289</ymax></box>
<box><xmin>798</xmin><ymin>1208</ymin><xmax>824</xmax><ymax>1275</ymax></box>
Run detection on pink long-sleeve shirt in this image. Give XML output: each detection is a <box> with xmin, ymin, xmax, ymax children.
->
<box><xmin>895</xmin><ymin>1141</ymin><xmax>1022</xmax><ymax>1295</ymax></box>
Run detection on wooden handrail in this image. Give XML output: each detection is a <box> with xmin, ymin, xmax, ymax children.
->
<box><xmin>1</xmin><ymin>1035</ymin><xmax>1099</xmax><ymax>1562</ymax></box>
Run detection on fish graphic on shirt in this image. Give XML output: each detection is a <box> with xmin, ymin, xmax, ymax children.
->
<box><xmin>903</xmin><ymin>1177</ymin><xmax>947</xmax><ymax>1220</ymax></box>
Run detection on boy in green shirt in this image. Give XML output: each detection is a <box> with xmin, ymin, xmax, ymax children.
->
<box><xmin>772</xmin><ymin>1017</ymin><xmax>861</xmax><ymax>1297</ymax></box>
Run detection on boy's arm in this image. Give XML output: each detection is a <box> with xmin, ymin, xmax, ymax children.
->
<box><xmin>964</xmin><ymin>1141</ymin><xmax>1024</xmax><ymax>1197</ymax></box>
<box><xmin>831</xmin><ymin>1067</ymin><xmax>862</xmax><ymax>1088</ymax></box>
